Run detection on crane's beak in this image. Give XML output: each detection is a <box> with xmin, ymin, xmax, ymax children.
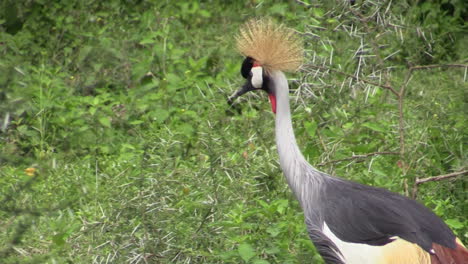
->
<box><xmin>227</xmin><ymin>81</ymin><xmax>258</xmax><ymax>105</ymax></box>
<box><xmin>228</xmin><ymin>65</ymin><xmax>264</xmax><ymax>105</ymax></box>
<box><xmin>227</xmin><ymin>81</ymin><xmax>276</xmax><ymax>114</ymax></box>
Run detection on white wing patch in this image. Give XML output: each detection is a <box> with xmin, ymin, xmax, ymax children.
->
<box><xmin>322</xmin><ymin>222</ymin><xmax>384</xmax><ymax>264</ymax></box>
<box><xmin>322</xmin><ymin>222</ymin><xmax>431</xmax><ymax>264</ymax></box>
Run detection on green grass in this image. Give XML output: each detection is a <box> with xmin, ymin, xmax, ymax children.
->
<box><xmin>1</xmin><ymin>0</ymin><xmax>467</xmax><ymax>263</ymax></box>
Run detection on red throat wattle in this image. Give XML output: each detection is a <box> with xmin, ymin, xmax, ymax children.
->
<box><xmin>268</xmin><ymin>94</ymin><xmax>277</xmax><ymax>114</ymax></box>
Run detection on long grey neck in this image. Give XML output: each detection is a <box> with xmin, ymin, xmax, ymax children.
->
<box><xmin>271</xmin><ymin>71</ymin><xmax>324</xmax><ymax>202</ymax></box>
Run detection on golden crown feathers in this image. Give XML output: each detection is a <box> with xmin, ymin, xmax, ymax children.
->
<box><xmin>236</xmin><ymin>18</ymin><xmax>304</xmax><ymax>73</ymax></box>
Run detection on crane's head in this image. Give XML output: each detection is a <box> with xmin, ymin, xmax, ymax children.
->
<box><xmin>228</xmin><ymin>18</ymin><xmax>303</xmax><ymax>113</ymax></box>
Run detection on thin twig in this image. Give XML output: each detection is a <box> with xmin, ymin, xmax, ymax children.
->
<box><xmin>397</xmin><ymin>69</ymin><xmax>413</xmax><ymax>157</ymax></box>
<box><xmin>410</xmin><ymin>64</ymin><xmax>468</xmax><ymax>71</ymax></box>
<box><xmin>195</xmin><ymin>207</ymin><xmax>214</xmax><ymax>233</ymax></box>
<box><xmin>416</xmin><ymin>170</ymin><xmax>468</xmax><ymax>185</ymax></box>
<box><xmin>318</xmin><ymin>151</ymin><xmax>399</xmax><ymax>166</ymax></box>
<box><xmin>293</xmin><ymin>0</ymin><xmax>320</xmax><ymax>8</ymax></box>
<box><xmin>412</xmin><ymin>170</ymin><xmax>468</xmax><ymax>198</ymax></box>
<box><xmin>403</xmin><ymin>179</ymin><xmax>409</xmax><ymax>197</ymax></box>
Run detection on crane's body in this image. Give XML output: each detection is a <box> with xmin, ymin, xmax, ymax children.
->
<box><xmin>230</xmin><ymin>19</ymin><xmax>468</xmax><ymax>263</ymax></box>
<box><xmin>270</xmin><ymin>70</ymin><xmax>465</xmax><ymax>263</ymax></box>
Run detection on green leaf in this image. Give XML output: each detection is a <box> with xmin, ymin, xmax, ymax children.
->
<box><xmin>52</xmin><ymin>233</ymin><xmax>66</xmax><ymax>246</ymax></box>
<box><xmin>78</xmin><ymin>125</ymin><xmax>90</xmax><ymax>132</ymax></box>
<box><xmin>257</xmin><ymin>200</ymin><xmax>268</xmax><ymax>208</ymax></box>
<box><xmin>269</xmin><ymin>3</ymin><xmax>287</xmax><ymax>16</ymax></box>
<box><xmin>313</xmin><ymin>8</ymin><xmax>324</xmax><ymax>18</ymax></box>
<box><xmin>16</xmin><ymin>125</ymin><xmax>28</xmax><ymax>135</ymax></box>
<box><xmin>199</xmin><ymin>10</ymin><xmax>211</xmax><ymax>18</ymax></box>
<box><xmin>121</xmin><ymin>143</ymin><xmax>135</xmax><ymax>150</ymax></box>
<box><xmin>139</xmin><ymin>37</ymin><xmax>156</xmax><ymax>45</ymax></box>
<box><xmin>129</xmin><ymin>120</ymin><xmax>144</xmax><ymax>125</ymax></box>
<box><xmin>266</xmin><ymin>226</ymin><xmax>281</xmax><ymax>237</ymax></box>
<box><xmin>178</xmin><ymin>123</ymin><xmax>194</xmax><ymax>137</ymax></box>
<box><xmin>304</xmin><ymin>120</ymin><xmax>318</xmax><ymax>138</ymax></box>
<box><xmin>265</xmin><ymin>247</ymin><xmax>280</xmax><ymax>254</ymax></box>
<box><xmin>445</xmin><ymin>218</ymin><xmax>463</xmax><ymax>229</ymax></box>
<box><xmin>77</xmin><ymin>45</ymin><xmax>93</xmax><ymax>64</ymax></box>
<box><xmin>343</xmin><ymin>122</ymin><xmax>353</xmax><ymax>130</ymax></box>
<box><xmin>362</xmin><ymin>122</ymin><xmax>386</xmax><ymax>132</ymax></box>
<box><xmin>99</xmin><ymin>117</ymin><xmax>111</xmax><ymax>128</ymax></box>
<box><xmin>219</xmin><ymin>250</ymin><xmax>238</xmax><ymax>260</ymax></box>
<box><xmin>275</xmin><ymin>199</ymin><xmax>288</xmax><ymax>215</ymax></box>
<box><xmin>252</xmin><ymin>259</ymin><xmax>270</xmax><ymax>264</ymax></box>
<box><xmin>238</xmin><ymin>243</ymin><xmax>255</xmax><ymax>262</ymax></box>
<box><xmin>89</xmin><ymin>106</ymin><xmax>97</xmax><ymax>115</ymax></box>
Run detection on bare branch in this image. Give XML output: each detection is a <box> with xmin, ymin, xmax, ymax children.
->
<box><xmin>403</xmin><ymin>179</ymin><xmax>409</xmax><ymax>197</ymax></box>
<box><xmin>412</xmin><ymin>170</ymin><xmax>468</xmax><ymax>198</ymax></box>
<box><xmin>318</xmin><ymin>151</ymin><xmax>399</xmax><ymax>166</ymax></box>
<box><xmin>397</xmin><ymin>69</ymin><xmax>413</xmax><ymax>156</ymax></box>
<box><xmin>410</xmin><ymin>64</ymin><xmax>468</xmax><ymax>71</ymax></box>
<box><xmin>415</xmin><ymin>170</ymin><xmax>468</xmax><ymax>185</ymax></box>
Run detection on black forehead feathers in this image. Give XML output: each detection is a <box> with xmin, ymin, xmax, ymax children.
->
<box><xmin>240</xmin><ymin>57</ymin><xmax>254</xmax><ymax>79</ymax></box>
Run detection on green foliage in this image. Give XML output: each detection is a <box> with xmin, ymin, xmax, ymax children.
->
<box><xmin>401</xmin><ymin>0</ymin><xmax>467</xmax><ymax>63</ymax></box>
<box><xmin>0</xmin><ymin>0</ymin><xmax>466</xmax><ymax>263</ymax></box>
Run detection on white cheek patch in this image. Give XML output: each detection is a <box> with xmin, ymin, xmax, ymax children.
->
<box><xmin>251</xmin><ymin>66</ymin><xmax>263</xmax><ymax>88</ymax></box>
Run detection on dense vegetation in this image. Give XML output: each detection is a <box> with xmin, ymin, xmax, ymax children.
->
<box><xmin>1</xmin><ymin>1</ymin><xmax>466</xmax><ymax>263</ymax></box>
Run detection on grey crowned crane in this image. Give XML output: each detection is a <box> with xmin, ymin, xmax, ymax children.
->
<box><xmin>228</xmin><ymin>19</ymin><xmax>468</xmax><ymax>264</ymax></box>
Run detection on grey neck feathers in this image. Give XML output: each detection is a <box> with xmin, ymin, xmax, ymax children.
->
<box><xmin>270</xmin><ymin>71</ymin><xmax>324</xmax><ymax>205</ymax></box>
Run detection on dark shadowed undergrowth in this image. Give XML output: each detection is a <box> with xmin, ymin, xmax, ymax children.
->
<box><xmin>0</xmin><ymin>1</ymin><xmax>466</xmax><ymax>263</ymax></box>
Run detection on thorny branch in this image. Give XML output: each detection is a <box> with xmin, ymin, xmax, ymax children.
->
<box><xmin>350</xmin><ymin>6</ymin><xmax>390</xmax><ymax>86</ymax></box>
<box><xmin>301</xmin><ymin>2</ymin><xmax>468</xmax><ymax>197</ymax></box>
<box><xmin>305</xmin><ymin>64</ymin><xmax>399</xmax><ymax>96</ymax></box>
<box><xmin>306</xmin><ymin>62</ymin><xmax>467</xmax><ymax>158</ymax></box>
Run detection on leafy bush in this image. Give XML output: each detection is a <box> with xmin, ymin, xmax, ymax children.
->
<box><xmin>0</xmin><ymin>0</ymin><xmax>466</xmax><ymax>263</ymax></box>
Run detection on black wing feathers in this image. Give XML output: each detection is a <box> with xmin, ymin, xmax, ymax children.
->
<box><xmin>306</xmin><ymin>219</ymin><xmax>345</xmax><ymax>264</ymax></box>
<box><xmin>321</xmin><ymin>178</ymin><xmax>455</xmax><ymax>253</ymax></box>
